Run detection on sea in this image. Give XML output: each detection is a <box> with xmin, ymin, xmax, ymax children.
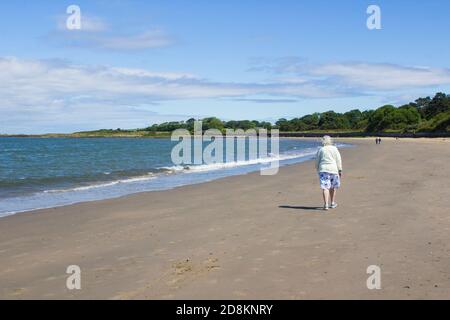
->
<box><xmin>0</xmin><ymin>137</ymin><xmax>350</xmax><ymax>217</ymax></box>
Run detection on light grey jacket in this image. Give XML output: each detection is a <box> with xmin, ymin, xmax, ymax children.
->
<box><xmin>315</xmin><ymin>145</ymin><xmax>342</xmax><ymax>175</ymax></box>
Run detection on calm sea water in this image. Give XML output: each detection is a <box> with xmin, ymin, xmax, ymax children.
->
<box><xmin>0</xmin><ymin>137</ymin><xmax>348</xmax><ymax>216</ymax></box>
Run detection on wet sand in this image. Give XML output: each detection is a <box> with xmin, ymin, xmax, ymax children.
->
<box><xmin>0</xmin><ymin>138</ymin><xmax>449</xmax><ymax>299</ymax></box>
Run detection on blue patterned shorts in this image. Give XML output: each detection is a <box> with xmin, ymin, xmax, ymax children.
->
<box><xmin>319</xmin><ymin>172</ymin><xmax>340</xmax><ymax>190</ymax></box>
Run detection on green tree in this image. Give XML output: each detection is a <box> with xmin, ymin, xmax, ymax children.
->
<box><xmin>344</xmin><ymin>109</ymin><xmax>363</xmax><ymax>129</ymax></box>
<box><xmin>366</xmin><ymin>105</ymin><xmax>396</xmax><ymax>132</ymax></box>
<box><xmin>275</xmin><ymin>118</ymin><xmax>294</xmax><ymax>131</ymax></box>
<box><xmin>186</xmin><ymin>118</ymin><xmax>196</xmax><ymax>131</ymax></box>
<box><xmin>422</xmin><ymin>92</ymin><xmax>450</xmax><ymax>119</ymax></box>
<box><xmin>299</xmin><ymin>113</ymin><xmax>320</xmax><ymax>130</ymax></box>
<box><xmin>202</xmin><ymin>117</ymin><xmax>224</xmax><ymax>130</ymax></box>
<box><xmin>318</xmin><ymin>111</ymin><xmax>350</xmax><ymax>130</ymax></box>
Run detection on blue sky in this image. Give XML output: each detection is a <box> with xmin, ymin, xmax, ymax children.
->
<box><xmin>1</xmin><ymin>0</ymin><xmax>450</xmax><ymax>133</ymax></box>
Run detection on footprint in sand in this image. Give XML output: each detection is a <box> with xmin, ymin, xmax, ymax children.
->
<box><xmin>166</xmin><ymin>257</ymin><xmax>221</xmax><ymax>288</ymax></box>
<box><xmin>164</xmin><ymin>259</ymin><xmax>194</xmax><ymax>287</ymax></box>
<box><xmin>204</xmin><ymin>257</ymin><xmax>220</xmax><ymax>271</ymax></box>
<box><xmin>173</xmin><ymin>259</ymin><xmax>193</xmax><ymax>275</ymax></box>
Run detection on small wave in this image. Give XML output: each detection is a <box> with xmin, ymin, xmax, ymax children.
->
<box><xmin>41</xmin><ymin>151</ymin><xmax>315</xmax><ymax>194</ymax></box>
<box><xmin>43</xmin><ymin>173</ymin><xmax>156</xmax><ymax>193</ymax></box>
<box><xmin>159</xmin><ymin>166</ymin><xmax>186</xmax><ymax>172</ymax></box>
<box><xmin>161</xmin><ymin>150</ymin><xmax>316</xmax><ymax>173</ymax></box>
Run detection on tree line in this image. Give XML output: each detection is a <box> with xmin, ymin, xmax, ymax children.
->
<box><xmin>143</xmin><ymin>92</ymin><xmax>450</xmax><ymax>133</ymax></box>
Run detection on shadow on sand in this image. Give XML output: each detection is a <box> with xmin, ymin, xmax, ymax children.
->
<box><xmin>279</xmin><ymin>205</ymin><xmax>323</xmax><ymax>211</ymax></box>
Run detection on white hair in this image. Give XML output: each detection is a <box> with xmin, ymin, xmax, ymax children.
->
<box><xmin>322</xmin><ymin>135</ymin><xmax>333</xmax><ymax>146</ymax></box>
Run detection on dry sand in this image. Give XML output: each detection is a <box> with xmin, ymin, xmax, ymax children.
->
<box><xmin>0</xmin><ymin>139</ymin><xmax>449</xmax><ymax>299</ymax></box>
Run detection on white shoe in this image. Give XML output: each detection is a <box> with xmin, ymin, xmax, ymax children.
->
<box><xmin>324</xmin><ymin>205</ymin><xmax>329</xmax><ymax>211</ymax></box>
<box><xmin>330</xmin><ymin>203</ymin><xmax>338</xmax><ymax>209</ymax></box>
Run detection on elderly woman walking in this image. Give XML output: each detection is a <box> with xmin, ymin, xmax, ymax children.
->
<box><xmin>315</xmin><ymin>136</ymin><xmax>342</xmax><ymax>211</ymax></box>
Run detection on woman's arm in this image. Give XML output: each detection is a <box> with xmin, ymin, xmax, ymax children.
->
<box><xmin>335</xmin><ymin>148</ymin><xmax>342</xmax><ymax>173</ymax></box>
<box><xmin>315</xmin><ymin>149</ymin><xmax>321</xmax><ymax>173</ymax></box>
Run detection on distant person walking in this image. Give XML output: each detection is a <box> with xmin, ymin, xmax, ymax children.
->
<box><xmin>315</xmin><ymin>136</ymin><xmax>342</xmax><ymax>211</ymax></box>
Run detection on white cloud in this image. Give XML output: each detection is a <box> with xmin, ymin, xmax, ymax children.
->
<box><xmin>49</xmin><ymin>29</ymin><xmax>174</xmax><ymax>51</ymax></box>
<box><xmin>310</xmin><ymin>63</ymin><xmax>450</xmax><ymax>90</ymax></box>
<box><xmin>57</xmin><ymin>14</ymin><xmax>108</xmax><ymax>32</ymax></box>
<box><xmin>0</xmin><ymin>57</ymin><xmax>336</xmax><ymax>110</ymax></box>
<box><xmin>250</xmin><ymin>58</ymin><xmax>450</xmax><ymax>91</ymax></box>
<box><xmin>232</xmin><ymin>98</ymin><xmax>298</xmax><ymax>104</ymax></box>
<box><xmin>53</xmin><ymin>13</ymin><xmax>172</xmax><ymax>50</ymax></box>
<box><xmin>110</xmin><ymin>67</ymin><xmax>198</xmax><ymax>80</ymax></box>
<box><xmin>2</xmin><ymin>57</ymin><xmax>450</xmax><ymax>112</ymax></box>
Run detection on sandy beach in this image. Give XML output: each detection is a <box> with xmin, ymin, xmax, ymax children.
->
<box><xmin>0</xmin><ymin>138</ymin><xmax>449</xmax><ymax>299</ymax></box>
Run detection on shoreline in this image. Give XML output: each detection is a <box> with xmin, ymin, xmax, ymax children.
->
<box><xmin>0</xmin><ymin>145</ymin><xmax>326</xmax><ymax>219</ymax></box>
<box><xmin>0</xmin><ymin>138</ymin><xmax>335</xmax><ymax>218</ymax></box>
<box><xmin>1</xmin><ymin>138</ymin><xmax>449</xmax><ymax>299</ymax></box>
